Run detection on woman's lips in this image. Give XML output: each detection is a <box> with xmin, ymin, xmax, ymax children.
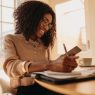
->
<box><xmin>39</xmin><ymin>30</ymin><xmax>45</xmax><ymax>36</ymax></box>
<box><xmin>40</xmin><ymin>30</ymin><xmax>44</xmax><ymax>33</ymax></box>
<box><xmin>37</xmin><ymin>30</ymin><xmax>45</xmax><ymax>38</ymax></box>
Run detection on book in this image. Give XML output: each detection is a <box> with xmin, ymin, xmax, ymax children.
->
<box><xmin>31</xmin><ymin>70</ymin><xmax>95</xmax><ymax>84</ymax></box>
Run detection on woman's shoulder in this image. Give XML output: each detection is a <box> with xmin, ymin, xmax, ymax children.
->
<box><xmin>4</xmin><ymin>34</ymin><xmax>14</xmax><ymax>41</ymax></box>
<box><xmin>4</xmin><ymin>34</ymin><xmax>24</xmax><ymax>40</ymax></box>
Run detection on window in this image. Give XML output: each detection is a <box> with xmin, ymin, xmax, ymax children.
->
<box><xmin>0</xmin><ymin>0</ymin><xmax>19</xmax><ymax>68</ymax></box>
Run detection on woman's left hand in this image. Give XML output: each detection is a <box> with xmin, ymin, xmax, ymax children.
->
<box><xmin>62</xmin><ymin>55</ymin><xmax>79</xmax><ymax>72</ymax></box>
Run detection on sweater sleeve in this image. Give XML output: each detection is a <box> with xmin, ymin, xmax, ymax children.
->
<box><xmin>3</xmin><ymin>34</ymin><xmax>31</xmax><ymax>78</ymax></box>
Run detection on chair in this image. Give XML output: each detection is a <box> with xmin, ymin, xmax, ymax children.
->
<box><xmin>0</xmin><ymin>69</ymin><xmax>17</xmax><ymax>95</ymax></box>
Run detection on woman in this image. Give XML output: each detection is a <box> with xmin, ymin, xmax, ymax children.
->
<box><xmin>3</xmin><ymin>1</ymin><xmax>78</xmax><ymax>95</ymax></box>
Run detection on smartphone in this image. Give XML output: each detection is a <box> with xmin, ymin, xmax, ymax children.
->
<box><xmin>64</xmin><ymin>46</ymin><xmax>82</xmax><ymax>56</ymax></box>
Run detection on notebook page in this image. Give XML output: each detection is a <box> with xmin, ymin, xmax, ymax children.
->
<box><xmin>45</xmin><ymin>71</ymin><xmax>81</xmax><ymax>76</ymax></box>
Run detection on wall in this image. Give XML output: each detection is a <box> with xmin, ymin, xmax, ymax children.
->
<box><xmin>49</xmin><ymin>0</ymin><xmax>69</xmax><ymax>10</ymax></box>
<box><xmin>20</xmin><ymin>0</ymin><xmax>49</xmax><ymax>4</ymax></box>
<box><xmin>84</xmin><ymin>0</ymin><xmax>95</xmax><ymax>58</ymax></box>
<box><xmin>49</xmin><ymin>0</ymin><xmax>70</xmax><ymax>59</ymax></box>
<box><xmin>77</xmin><ymin>0</ymin><xmax>95</xmax><ymax>59</ymax></box>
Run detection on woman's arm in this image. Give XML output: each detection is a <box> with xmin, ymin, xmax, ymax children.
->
<box><xmin>3</xmin><ymin>35</ymin><xmax>30</xmax><ymax>77</ymax></box>
<box><xmin>4</xmin><ymin>35</ymin><xmax>50</xmax><ymax>76</ymax></box>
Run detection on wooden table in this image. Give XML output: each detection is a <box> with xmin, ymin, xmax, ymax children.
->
<box><xmin>35</xmin><ymin>79</ymin><xmax>95</xmax><ymax>95</ymax></box>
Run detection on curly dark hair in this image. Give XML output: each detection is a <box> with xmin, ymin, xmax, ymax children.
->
<box><xmin>14</xmin><ymin>1</ymin><xmax>56</xmax><ymax>48</ymax></box>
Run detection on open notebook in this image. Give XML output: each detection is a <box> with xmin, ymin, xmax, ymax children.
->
<box><xmin>31</xmin><ymin>69</ymin><xmax>95</xmax><ymax>84</ymax></box>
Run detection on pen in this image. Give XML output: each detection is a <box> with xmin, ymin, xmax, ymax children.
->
<box><xmin>63</xmin><ymin>43</ymin><xmax>68</xmax><ymax>56</ymax></box>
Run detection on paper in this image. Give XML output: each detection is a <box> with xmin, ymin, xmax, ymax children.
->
<box><xmin>32</xmin><ymin>70</ymin><xmax>82</xmax><ymax>79</ymax></box>
<box><xmin>44</xmin><ymin>71</ymin><xmax>82</xmax><ymax>79</ymax></box>
<box><xmin>80</xmin><ymin>68</ymin><xmax>95</xmax><ymax>75</ymax></box>
<box><xmin>45</xmin><ymin>71</ymin><xmax>81</xmax><ymax>76</ymax></box>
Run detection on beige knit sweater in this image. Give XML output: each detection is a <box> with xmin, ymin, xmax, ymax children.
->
<box><xmin>3</xmin><ymin>34</ymin><xmax>49</xmax><ymax>88</ymax></box>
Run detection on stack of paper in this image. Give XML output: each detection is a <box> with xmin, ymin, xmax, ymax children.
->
<box><xmin>32</xmin><ymin>68</ymin><xmax>95</xmax><ymax>79</ymax></box>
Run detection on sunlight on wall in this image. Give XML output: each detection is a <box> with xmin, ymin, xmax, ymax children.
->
<box><xmin>20</xmin><ymin>0</ymin><xmax>49</xmax><ymax>4</ymax></box>
<box><xmin>55</xmin><ymin>0</ymin><xmax>86</xmax><ymax>55</ymax></box>
<box><xmin>80</xmin><ymin>27</ymin><xmax>87</xmax><ymax>51</ymax></box>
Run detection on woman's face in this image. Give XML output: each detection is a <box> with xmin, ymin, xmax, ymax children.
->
<box><xmin>36</xmin><ymin>13</ymin><xmax>52</xmax><ymax>38</ymax></box>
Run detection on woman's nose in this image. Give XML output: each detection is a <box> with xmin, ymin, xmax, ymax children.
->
<box><xmin>40</xmin><ymin>22</ymin><xmax>49</xmax><ymax>31</ymax></box>
<box><xmin>44</xmin><ymin>25</ymin><xmax>49</xmax><ymax>31</ymax></box>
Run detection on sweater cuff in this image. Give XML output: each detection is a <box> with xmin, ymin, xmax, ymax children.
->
<box><xmin>24</xmin><ymin>61</ymin><xmax>32</xmax><ymax>73</ymax></box>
